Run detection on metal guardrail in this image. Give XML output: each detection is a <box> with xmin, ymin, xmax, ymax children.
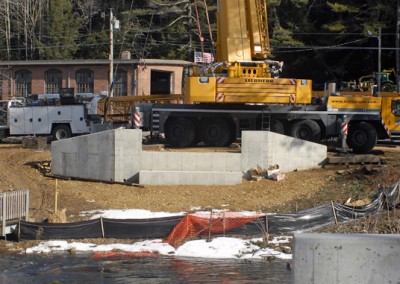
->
<box><xmin>0</xmin><ymin>190</ymin><xmax>29</xmax><ymax>237</ymax></box>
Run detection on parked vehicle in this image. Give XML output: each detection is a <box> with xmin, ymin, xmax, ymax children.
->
<box><xmin>0</xmin><ymin>92</ymin><xmax>110</xmax><ymax>140</ymax></box>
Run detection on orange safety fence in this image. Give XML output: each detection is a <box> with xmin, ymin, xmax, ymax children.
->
<box><xmin>164</xmin><ymin>211</ymin><xmax>264</xmax><ymax>248</ymax></box>
<box><xmin>92</xmin><ymin>251</ymin><xmax>160</xmax><ymax>259</ymax></box>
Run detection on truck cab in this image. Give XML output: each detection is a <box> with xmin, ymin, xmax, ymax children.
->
<box><xmin>327</xmin><ymin>92</ymin><xmax>400</xmax><ymax>140</ymax></box>
<box><xmin>381</xmin><ymin>94</ymin><xmax>400</xmax><ymax>139</ymax></box>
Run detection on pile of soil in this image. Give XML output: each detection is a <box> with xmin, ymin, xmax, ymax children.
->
<box><xmin>0</xmin><ymin>143</ymin><xmax>399</xmax><ymax>251</ymax></box>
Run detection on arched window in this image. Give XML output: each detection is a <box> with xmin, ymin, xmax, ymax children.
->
<box><xmin>45</xmin><ymin>69</ymin><xmax>62</xmax><ymax>94</ymax></box>
<box><xmin>114</xmin><ymin>70</ymin><xmax>127</xmax><ymax>96</ymax></box>
<box><xmin>15</xmin><ymin>70</ymin><xmax>32</xmax><ymax>97</ymax></box>
<box><xmin>76</xmin><ymin>69</ymin><xmax>94</xmax><ymax>93</ymax></box>
<box><xmin>0</xmin><ymin>73</ymin><xmax>3</xmax><ymax>98</ymax></box>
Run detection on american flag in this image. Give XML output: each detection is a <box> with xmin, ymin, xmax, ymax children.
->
<box><xmin>194</xmin><ymin>51</ymin><xmax>214</xmax><ymax>63</ymax></box>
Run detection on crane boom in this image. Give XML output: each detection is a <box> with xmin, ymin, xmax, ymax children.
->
<box><xmin>216</xmin><ymin>0</ymin><xmax>270</xmax><ymax>62</ymax></box>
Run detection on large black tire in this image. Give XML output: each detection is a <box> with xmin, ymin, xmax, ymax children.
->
<box><xmin>381</xmin><ymin>82</ymin><xmax>393</xmax><ymax>92</ymax></box>
<box><xmin>165</xmin><ymin>117</ymin><xmax>195</xmax><ymax>147</ymax></box>
<box><xmin>52</xmin><ymin>124</ymin><xmax>72</xmax><ymax>140</ymax></box>
<box><xmin>190</xmin><ymin>118</ymin><xmax>202</xmax><ymax>146</ymax></box>
<box><xmin>290</xmin><ymin>120</ymin><xmax>321</xmax><ymax>142</ymax></box>
<box><xmin>201</xmin><ymin>118</ymin><xmax>231</xmax><ymax>147</ymax></box>
<box><xmin>270</xmin><ymin>119</ymin><xmax>285</xmax><ymax>135</ymax></box>
<box><xmin>346</xmin><ymin>122</ymin><xmax>377</xmax><ymax>154</ymax></box>
<box><xmin>228</xmin><ymin>119</ymin><xmax>237</xmax><ymax>144</ymax></box>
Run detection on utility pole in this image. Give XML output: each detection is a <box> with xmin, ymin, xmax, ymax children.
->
<box><xmin>105</xmin><ymin>9</ymin><xmax>119</xmax><ymax>121</ymax></box>
<box><xmin>109</xmin><ymin>8</ymin><xmax>114</xmax><ymax>98</ymax></box>
<box><xmin>377</xmin><ymin>26</ymin><xmax>382</xmax><ymax>95</ymax></box>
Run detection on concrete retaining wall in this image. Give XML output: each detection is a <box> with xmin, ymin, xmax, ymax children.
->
<box><xmin>241</xmin><ymin>131</ymin><xmax>327</xmax><ymax>173</ymax></box>
<box><xmin>141</xmin><ymin>152</ymin><xmax>241</xmax><ymax>172</ymax></box>
<box><xmin>51</xmin><ymin>129</ymin><xmax>327</xmax><ymax>185</ymax></box>
<box><xmin>293</xmin><ymin>233</ymin><xmax>400</xmax><ymax>283</ymax></box>
<box><xmin>51</xmin><ymin>129</ymin><xmax>142</xmax><ymax>183</ymax></box>
<box><xmin>140</xmin><ymin>151</ymin><xmax>243</xmax><ymax>185</ymax></box>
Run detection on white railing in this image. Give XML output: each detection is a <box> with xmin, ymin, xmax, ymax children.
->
<box><xmin>0</xmin><ymin>190</ymin><xmax>29</xmax><ymax>236</ymax></box>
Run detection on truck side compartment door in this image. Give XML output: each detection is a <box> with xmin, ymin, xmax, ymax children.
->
<box><xmin>9</xmin><ymin>107</ymin><xmax>32</xmax><ymax>135</ymax></box>
<box><xmin>70</xmin><ymin>105</ymin><xmax>88</xmax><ymax>133</ymax></box>
<box><xmin>32</xmin><ymin>107</ymin><xmax>49</xmax><ymax>134</ymax></box>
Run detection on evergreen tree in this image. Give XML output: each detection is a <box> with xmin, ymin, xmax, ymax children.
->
<box><xmin>37</xmin><ymin>0</ymin><xmax>80</xmax><ymax>59</ymax></box>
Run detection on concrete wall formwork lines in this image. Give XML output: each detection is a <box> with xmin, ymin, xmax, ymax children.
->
<box><xmin>293</xmin><ymin>233</ymin><xmax>400</xmax><ymax>283</ymax></box>
<box><xmin>241</xmin><ymin>131</ymin><xmax>327</xmax><ymax>173</ymax></box>
<box><xmin>114</xmin><ymin>129</ymin><xmax>142</xmax><ymax>183</ymax></box>
<box><xmin>51</xmin><ymin>129</ymin><xmax>142</xmax><ymax>183</ymax></box>
<box><xmin>141</xmin><ymin>152</ymin><xmax>241</xmax><ymax>172</ymax></box>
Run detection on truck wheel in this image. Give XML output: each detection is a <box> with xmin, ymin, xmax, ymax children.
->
<box><xmin>52</xmin><ymin>125</ymin><xmax>72</xmax><ymax>140</ymax></box>
<box><xmin>290</xmin><ymin>120</ymin><xmax>321</xmax><ymax>142</ymax></box>
<box><xmin>201</xmin><ymin>118</ymin><xmax>231</xmax><ymax>147</ymax></box>
<box><xmin>381</xmin><ymin>83</ymin><xmax>393</xmax><ymax>92</ymax></box>
<box><xmin>346</xmin><ymin>122</ymin><xmax>377</xmax><ymax>154</ymax></box>
<box><xmin>165</xmin><ymin>117</ymin><xmax>195</xmax><ymax>147</ymax></box>
<box><xmin>270</xmin><ymin>119</ymin><xmax>285</xmax><ymax>134</ymax></box>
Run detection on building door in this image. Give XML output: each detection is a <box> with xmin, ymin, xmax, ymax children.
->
<box><xmin>151</xmin><ymin>70</ymin><xmax>172</xmax><ymax>95</ymax></box>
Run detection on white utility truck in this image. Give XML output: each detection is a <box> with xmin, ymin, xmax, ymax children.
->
<box><xmin>0</xmin><ymin>93</ymin><xmax>109</xmax><ymax>140</ymax></box>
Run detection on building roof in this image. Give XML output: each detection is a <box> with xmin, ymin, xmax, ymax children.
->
<box><xmin>0</xmin><ymin>58</ymin><xmax>194</xmax><ymax>67</ymax></box>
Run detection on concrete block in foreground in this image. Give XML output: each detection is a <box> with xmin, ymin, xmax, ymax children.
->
<box><xmin>139</xmin><ymin>170</ymin><xmax>243</xmax><ymax>185</ymax></box>
<box><xmin>293</xmin><ymin>233</ymin><xmax>400</xmax><ymax>284</ymax></box>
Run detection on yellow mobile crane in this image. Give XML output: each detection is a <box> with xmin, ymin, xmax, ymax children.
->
<box><xmin>136</xmin><ymin>0</ymin><xmax>390</xmax><ymax>153</ymax></box>
<box><xmin>186</xmin><ymin>0</ymin><xmax>312</xmax><ymax>104</ymax></box>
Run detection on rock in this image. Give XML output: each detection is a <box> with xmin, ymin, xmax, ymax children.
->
<box><xmin>282</xmin><ymin>246</ymin><xmax>292</xmax><ymax>254</ymax></box>
<box><xmin>271</xmin><ymin>173</ymin><xmax>285</xmax><ymax>181</ymax></box>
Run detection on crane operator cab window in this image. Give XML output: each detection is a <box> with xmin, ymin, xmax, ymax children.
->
<box><xmin>392</xmin><ymin>100</ymin><xmax>400</xmax><ymax>117</ymax></box>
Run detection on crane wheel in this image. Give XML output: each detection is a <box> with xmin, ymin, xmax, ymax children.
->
<box><xmin>201</xmin><ymin>118</ymin><xmax>231</xmax><ymax>147</ymax></box>
<box><xmin>290</xmin><ymin>120</ymin><xmax>321</xmax><ymax>142</ymax></box>
<box><xmin>165</xmin><ymin>117</ymin><xmax>195</xmax><ymax>147</ymax></box>
<box><xmin>270</xmin><ymin>119</ymin><xmax>285</xmax><ymax>134</ymax></box>
<box><xmin>346</xmin><ymin>122</ymin><xmax>377</xmax><ymax>154</ymax></box>
<box><xmin>51</xmin><ymin>125</ymin><xmax>72</xmax><ymax>140</ymax></box>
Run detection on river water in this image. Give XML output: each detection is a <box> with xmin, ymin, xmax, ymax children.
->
<box><xmin>0</xmin><ymin>253</ymin><xmax>291</xmax><ymax>283</ymax></box>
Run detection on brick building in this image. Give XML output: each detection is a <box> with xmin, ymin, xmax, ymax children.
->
<box><xmin>0</xmin><ymin>58</ymin><xmax>192</xmax><ymax>100</ymax></box>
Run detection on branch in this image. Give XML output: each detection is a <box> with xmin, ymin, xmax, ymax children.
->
<box><xmin>145</xmin><ymin>15</ymin><xmax>187</xmax><ymax>32</ymax></box>
<box><xmin>149</xmin><ymin>0</ymin><xmax>189</xmax><ymax>7</ymax></box>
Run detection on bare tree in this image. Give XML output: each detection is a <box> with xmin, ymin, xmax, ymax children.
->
<box><xmin>397</xmin><ymin>0</ymin><xmax>400</xmax><ymax>91</ymax></box>
<box><xmin>0</xmin><ymin>0</ymin><xmax>12</xmax><ymax>59</ymax></box>
<box><xmin>0</xmin><ymin>0</ymin><xmax>46</xmax><ymax>59</ymax></box>
<box><xmin>74</xmin><ymin>0</ymin><xmax>101</xmax><ymax>33</ymax></box>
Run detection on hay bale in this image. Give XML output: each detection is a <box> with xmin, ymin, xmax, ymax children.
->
<box><xmin>47</xmin><ymin>209</ymin><xmax>67</xmax><ymax>223</ymax></box>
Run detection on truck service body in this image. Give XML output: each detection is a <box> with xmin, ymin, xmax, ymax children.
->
<box><xmin>8</xmin><ymin>104</ymin><xmax>88</xmax><ymax>139</ymax></box>
<box><xmin>0</xmin><ymin>95</ymin><xmax>107</xmax><ymax>140</ymax></box>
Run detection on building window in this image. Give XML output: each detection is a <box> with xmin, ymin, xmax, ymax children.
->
<box><xmin>114</xmin><ymin>70</ymin><xmax>127</xmax><ymax>96</ymax></box>
<box><xmin>151</xmin><ymin>70</ymin><xmax>172</xmax><ymax>95</ymax></box>
<box><xmin>0</xmin><ymin>73</ymin><xmax>2</xmax><ymax>98</ymax></box>
<box><xmin>45</xmin><ymin>69</ymin><xmax>62</xmax><ymax>94</ymax></box>
<box><xmin>15</xmin><ymin>70</ymin><xmax>32</xmax><ymax>97</ymax></box>
<box><xmin>76</xmin><ymin>69</ymin><xmax>94</xmax><ymax>93</ymax></box>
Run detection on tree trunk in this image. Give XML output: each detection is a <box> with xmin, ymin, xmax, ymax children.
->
<box><xmin>397</xmin><ymin>0</ymin><xmax>400</xmax><ymax>91</ymax></box>
<box><xmin>5</xmin><ymin>0</ymin><xmax>11</xmax><ymax>60</ymax></box>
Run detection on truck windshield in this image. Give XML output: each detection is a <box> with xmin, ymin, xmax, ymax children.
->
<box><xmin>392</xmin><ymin>100</ymin><xmax>400</xmax><ymax>117</ymax></box>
